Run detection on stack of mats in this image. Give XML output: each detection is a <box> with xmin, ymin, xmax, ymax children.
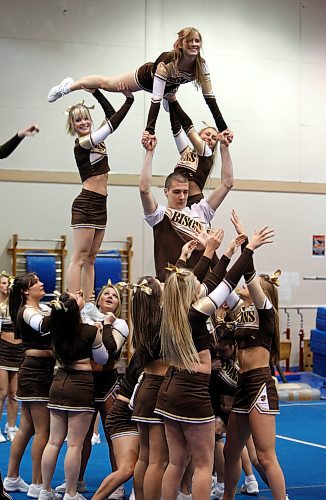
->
<box><xmin>310</xmin><ymin>307</ymin><xmax>326</xmax><ymax>377</ymax></box>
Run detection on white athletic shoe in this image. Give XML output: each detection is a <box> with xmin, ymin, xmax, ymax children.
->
<box><xmin>129</xmin><ymin>488</ymin><xmax>135</xmax><ymax>500</ymax></box>
<box><xmin>210</xmin><ymin>480</ymin><xmax>224</xmax><ymax>499</ymax></box>
<box><xmin>4</xmin><ymin>424</ymin><xmax>18</xmax><ymax>434</ymax></box>
<box><xmin>7</xmin><ymin>427</ymin><xmax>17</xmax><ymax>442</ymax></box>
<box><xmin>39</xmin><ymin>489</ymin><xmax>62</xmax><ymax>500</ymax></box>
<box><xmin>240</xmin><ymin>478</ymin><xmax>259</xmax><ymax>495</ymax></box>
<box><xmin>3</xmin><ymin>476</ymin><xmax>29</xmax><ymax>493</ymax></box>
<box><xmin>27</xmin><ymin>483</ymin><xmax>43</xmax><ymax>498</ymax></box>
<box><xmin>176</xmin><ymin>491</ymin><xmax>192</xmax><ymax>499</ymax></box>
<box><xmin>82</xmin><ymin>302</ymin><xmax>106</xmax><ymax>322</ymax></box>
<box><xmin>0</xmin><ymin>430</ymin><xmax>6</xmax><ymax>443</ymax></box>
<box><xmin>107</xmin><ymin>485</ymin><xmax>125</xmax><ymax>499</ymax></box>
<box><xmin>55</xmin><ymin>481</ymin><xmax>86</xmax><ymax>494</ymax></box>
<box><xmin>63</xmin><ymin>494</ymin><xmax>87</xmax><ymax>500</ymax></box>
<box><xmin>91</xmin><ymin>432</ymin><xmax>101</xmax><ymax>445</ymax></box>
<box><xmin>48</xmin><ymin>77</ymin><xmax>74</xmax><ymax>103</ymax></box>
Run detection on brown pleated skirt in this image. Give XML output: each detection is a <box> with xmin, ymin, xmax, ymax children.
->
<box><xmin>16</xmin><ymin>356</ymin><xmax>55</xmax><ymax>402</ymax></box>
<box><xmin>71</xmin><ymin>189</ymin><xmax>107</xmax><ymax>229</ymax></box>
<box><xmin>0</xmin><ymin>337</ymin><xmax>24</xmax><ymax>371</ymax></box>
<box><xmin>106</xmin><ymin>398</ymin><xmax>138</xmax><ymax>440</ymax></box>
<box><xmin>48</xmin><ymin>367</ymin><xmax>95</xmax><ymax>412</ymax></box>
<box><xmin>131</xmin><ymin>373</ymin><xmax>165</xmax><ymax>424</ymax></box>
<box><xmin>232</xmin><ymin>367</ymin><xmax>279</xmax><ymax>415</ymax></box>
<box><xmin>155</xmin><ymin>366</ymin><xmax>215</xmax><ymax>424</ymax></box>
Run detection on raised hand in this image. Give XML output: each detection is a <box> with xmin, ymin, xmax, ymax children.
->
<box><xmin>247</xmin><ymin>226</ymin><xmax>275</xmax><ymax>251</ymax></box>
<box><xmin>180</xmin><ymin>240</ymin><xmax>198</xmax><ymax>261</ymax></box>
<box><xmin>230</xmin><ymin>209</ymin><xmax>246</xmax><ymax>236</ymax></box>
<box><xmin>206</xmin><ymin>228</ymin><xmax>224</xmax><ymax>253</ymax></box>
<box><xmin>18</xmin><ymin>124</ymin><xmax>39</xmax><ymax>138</ymax></box>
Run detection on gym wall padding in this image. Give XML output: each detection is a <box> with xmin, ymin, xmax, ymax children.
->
<box><xmin>26</xmin><ymin>253</ymin><xmax>57</xmax><ymax>295</ymax></box>
<box><xmin>94</xmin><ymin>251</ymin><xmax>122</xmax><ymax>297</ymax></box>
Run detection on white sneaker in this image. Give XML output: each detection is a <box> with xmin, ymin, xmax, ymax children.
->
<box><xmin>82</xmin><ymin>302</ymin><xmax>106</xmax><ymax>322</ymax></box>
<box><xmin>55</xmin><ymin>481</ymin><xmax>86</xmax><ymax>494</ymax></box>
<box><xmin>4</xmin><ymin>422</ymin><xmax>9</xmax><ymax>433</ymax></box>
<box><xmin>129</xmin><ymin>488</ymin><xmax>135</xmax><ymax>500</ymax></box>
<box><xmin>7</xmin><ymin>427</ymin><xmax>17</xmax><ymax>442</ymax></box>
<box><xmin>0</xmin><ymin>430</ymin><xmax>6</xmax><ymax>443</ymax></box>
<box><xmin>39</xmin><ymin>489</ymin><xmax>62</xmax><ymax>500</ymax></box>
<box><xmin>27</xmin><ymin>483</ymin><xmax>43</xmax><ymax>498</ymax></box>
<box><xmin>240</xmin><ymin>478</ymin><xmax>259</xmax><ymax>495</ymax></box>
<box><xmin>3</xmin><ymin>476</ymin><xmax>29</xmax><ymax>492</ymax></box>
<box><xmin>48</xmin><ymin>77</ymin><xmax>74</xmax><ymax>103</ymax></box>
<box><xmin>211</xmin><ymin>481</ymin><xmax>224</xmax><ymax>499</ymax></box>
<box><xmin>107</xmin><ymin>485</ymin><xmax>125</xmax><ymax>499</ymax></box>
<box><xmin>63</xmin><ymin>494</ymin><xmax>87</xmax><ymax>500</ymax></box>
<box><xmin>176</xmin><ymin>492</ymin><xmax>192</xmax><ymax>499</ymax></box>
<box><xmin>91</xmin><ymin>432</ymin><xmax>101</xmax><ymax>445</ymax></box>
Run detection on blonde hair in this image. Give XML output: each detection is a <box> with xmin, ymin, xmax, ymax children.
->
<box><xmin>160</xmin><ymin>268</ymin><xmax>200</xmax><ymax>372</ymax></box>
<box><xmin>66</xmin><ymin>104</ymin><xmax>93</xmax><ymax>136</ymax></box>
<box><xmin>96</xmin><ymin>284</ymin><xmax>122</xmax><ymax>318</ymax></box>
<box><xmin>172</xmin><ymin>27</ymin><xmax>206</xmax><ymax>88</ymax></box>
<box><xmin>259</xmin><ymin>275</ymin><xmax>280</xmax><ymax>364</ymax></box>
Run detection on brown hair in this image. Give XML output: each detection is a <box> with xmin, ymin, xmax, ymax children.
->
<box><xmin>172</xmin><ymin>27</ymin><xmax>206</xmax><ymax>88</ymax></box>
<box><xmin>259</xmin><ymin>275</ymin><xmax>280</xmax><ymax>364</ymax></box>
<box><xmin>164</xmin><ymin>171</ymin><xmax>188</xmax><ymax>189</ymax></box>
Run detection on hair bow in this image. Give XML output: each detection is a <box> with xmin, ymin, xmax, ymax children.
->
<box><xmin>65</xmin><ymin>101</ymin><xmax>95</xmax><ymax>115</ymax></box>
<box><xmin>261</xmin><ymin>269</ymin><xmax>281</xmax><ymax>287</ymax></box>
<box><xmin>50</xmin><ymin>290</ymin><xmax>67</xmax><ymax>312</ymax></box>
<box><xmin>165</xmin><ymin>265</ymin><xmax>184</xmax><ymax>276</ymax></box>
<box><xmin>130</xmin><ymin>279</ymin><xmax>152</xmax><ymax>295</ymax></box>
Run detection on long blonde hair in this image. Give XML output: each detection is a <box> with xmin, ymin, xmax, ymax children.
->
<box><xmin>172</xmin><ymin>27</ymin><xmax>206</xmax><ymax>88</ymax></box>
<box><xmin>160</xmin><ymin>268</ymin><xmax>200</xmax><ymax>372</ymax></box>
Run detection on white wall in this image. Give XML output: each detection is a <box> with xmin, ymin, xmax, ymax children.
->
<box><xmin>1</xmin><ymin>0</ymin><xmax>326</xmax><ymax>365</ymax></box>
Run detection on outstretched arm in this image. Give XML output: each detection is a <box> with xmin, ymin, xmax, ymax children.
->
<box><xmin>79</xmin><ymin>84</ymin><xmax>134</xmax><ymax>148</ymax></box>
<box><xmin>139</xmin><ymin>139</ymin><xmax>159</xmax><ymax>215</ymax></box>
<box><xmin>0</xmin><ymin>124</ymin><xmax>39</xmax><ymax>159</ymax></box>
<box><xmin>207</xmin><ymin>142</ymin><xmax>234</xmax><ymax>211</ymax></box>
<box><xmin>201</xmin><ymin>64</ymin><xmax>228</xmax><ymax>133</ymax></box>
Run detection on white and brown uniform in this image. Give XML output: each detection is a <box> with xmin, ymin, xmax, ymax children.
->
<box><xmin>0</xmin><ymin>302</ymin><xmax>24</xmax><ymax>371</ymax></box>
<box><xmin>48</xmin><ymin>323</ymin><xmax>98</xmax><ymax>412</ymax></box>
<box><xmin>106</xmin><ymin>352</ymin><xmax>143</xmax><ymax>439</ymax></box>
<box><xmin>15</xmin><ymin>305</ymin><xmax>55</xmax><ymax>402</ymax></box>
<box><xmin>144</xmin><ymin>199</ymin><xmax>214</xmax><ymax>281</ymax></box>
<box><xmin>71</xmin><ymin>90</ymin><xmax>134</xmax><ymax>229</ymax></box>
<box><xmin>135</xmin><ymin>51</ymin><xmax>228</xmax><ymax>135</ymax></box>
<box><xmin>92</xmin><ymin>318</ymin><xmax>129</xmax><ymax>404</ymax></box>
<box><xmin>170</xmin><ymin>100</ymin><xmax>214</xmax><ymax>206</ymax></box>
<box><xmin>155</xmin><ymin>248</ymin><xmax>254</xmax><ymax>424</ymax></box>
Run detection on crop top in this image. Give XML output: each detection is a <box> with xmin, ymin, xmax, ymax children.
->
<box><xmin>235</xmin><ymin>304</ymin><xmax>274</xmax><ymax>353</ymax></box>
<box><xmin>119</xmin><ymin>352</ymin><xmax>143</xmax><ymax>399</ymax></box>
<box><xmin>74</xmin><ymin>90</ymin><xmax>134</xmax><ymax>183</ymax></box>
<box><xmin>145</xmin><ymin>51</ymin><xmax>227</xmax><ymax>135</ymax></box>
<box><xmin>101</xmin><ymin>318</ymin><xmax>129</xmax><ymax>365</ymax></box>
<box><xmin>15</xmin><ymin>304</ymin><xmax>52</xmax><ymax>350</ymax></box>
<box><xmin>170</xmin><ymin>100</ymin><xmax>214</xmax><ymax>192</ymax></box>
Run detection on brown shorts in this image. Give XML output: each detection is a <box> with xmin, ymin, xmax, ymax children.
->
<box><xmin>232</xmin><ymin>367</ymin><xmax>279</xmax><ymax>415</ymax></box>
<box><xmin>71</xmin><ymin>189</ymin><xmax>107</xmax><ymax>229</ymax></box>
<box><xmin>131</xmin><ymin>373</ymin><xmax>164</xmax><ymax>424</ymax></box>
<box><xmin>135</xmin><ymin>63</ymin><xmax>154</xmax><ymax>92</ymax></box>
<box><xmin>155</xmin><ymin>366</ymin><xmax>215</xmax><ymax>424</ymax></box>
<box><xmin>16</xmin><ymin>356</ymin><xmax>55</xmax><ymax>402</ymax></box>
<box><xmin>93</xmin><ymin>369</ymin><xmax>119</xmax><ymax>403</ymax></box>
<box><xmin>48</xmin><ymin>367</ymin><xmax>95</xmax><ymax>412</ymax></box>
<box><xmin>106</xmin><ymin>398</ymin><xmax>139</xmax><ymax>440</ymax></box>
<box><xmin>0</xmin><ymin>337</ymin><xmax>24</xmax><ymax>371</ymax></box>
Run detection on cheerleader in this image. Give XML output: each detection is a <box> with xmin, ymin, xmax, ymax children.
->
<box><xmin>48</xmin><ymin>27</ymin><xmax>231</xmax><ymax>147</ymax></box>
<box><xmin>155</xmin><ymin>227</ymin><xmax>273</xmax><ymax>500</ymax></box>
<box><xmin>0</xmin><ymin>272</ymin><xmax>24</xmax><ymax>443</ymax></box>
<box><xmin>4</xmin><ymin>273</ymin><xmax>54</xmax><ymax>498</ymax></box>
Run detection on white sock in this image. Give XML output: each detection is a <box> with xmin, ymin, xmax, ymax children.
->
<box><xmin>245</xmin><ymin>474</ymin><xmax>256</xmax><ymax>482</ymax></box>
